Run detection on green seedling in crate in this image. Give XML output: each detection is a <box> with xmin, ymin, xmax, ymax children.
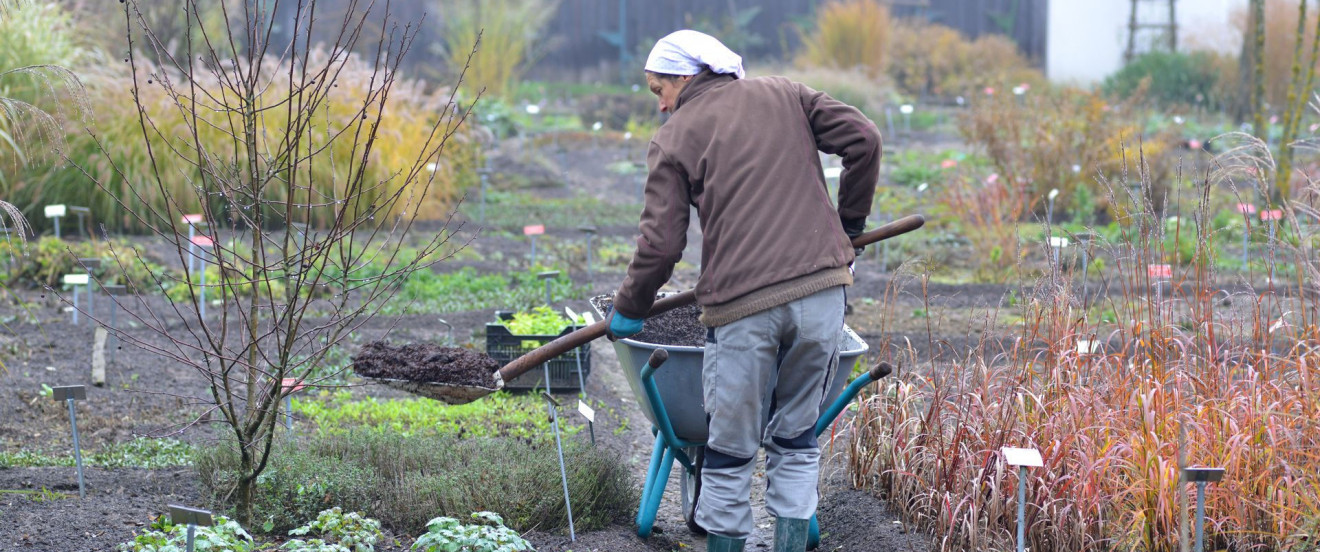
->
<box><xmin>500</xmin><ymin>306</ymin><xmax>586</xmax><ymax>348</ymax></box>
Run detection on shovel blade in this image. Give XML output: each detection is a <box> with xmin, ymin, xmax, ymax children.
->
<box><xmin>373</xmin><ymin>378</ymin><xmax>501</xmax><ymax>405</ymax></box>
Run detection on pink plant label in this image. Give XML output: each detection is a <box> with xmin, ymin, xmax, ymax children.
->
<box><xmin>181</xmin><ymin>214</ymin><xmax>204</xmax><ymax>224</ymax></box>
<box><xmin>1261</xmin><ymin>209</ymin><xmax>1283</xmax><ymax>221</ymax></box>
<box><xmin>983</xmin><ymin>86</ymin><xmax>995</xmax><ymax>95</ymax></box>
<box><xmin>1236</xmin><ymin>203</ymin><xmax>1257</xmax><ymax>215</ymax></box>
<box><xmin>1188</xmin><ymin>139</ymin><xmax>1202</xmax><ymax>150</ymax></box>
<box><xmin>281</xmin><ymin>378</ymin><xmax>305</xmax><ymax>393</ymax></box>
<box><xmin>190</xmin><ymin>236</ymin><xmax>215</xmax><ymax>247</ymax></box>
<box><xmin>941</xmin><ymin>159</ymin><xmax>957</xmax><ymax>169</ymax></box>
<box><xmin>986</xmin><ymin>173</ymin><xmax>999</xmax><ymax>184</ymax></box>
<box><xmin>523</xmin><ymin>225</ymin><xmax>545</xmax><ymax>236</ymax></box>
<box><xmin>1147</xmin><ymin>264</ymin><xmax>1172</xmax><ymax>279</ymax></box>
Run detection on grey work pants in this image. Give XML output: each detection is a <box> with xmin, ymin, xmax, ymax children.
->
<box><xmin>694</xmin><ymin>286</ymin><xmax>845</xmax><ymax>539</ymax></box>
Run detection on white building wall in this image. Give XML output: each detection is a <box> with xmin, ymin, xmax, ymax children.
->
<box><xmin>1046</xmin><ymin>0</ymin><xmax>1247</xmax><ymax>86</ymax></box>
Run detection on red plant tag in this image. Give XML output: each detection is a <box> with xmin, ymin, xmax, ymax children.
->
<box><xmin>281</xmin><ymin>378</ymin><xmax>305</xmax><ymax>393</ymax></box>
<box><xmin>523</xmin><ymin>224</ymin><xmax>545</xmax><ymax>236</ymax></box>
<box><xmin>1260</xmin><ymin>209</ymin><xmax>1283</xmax><ymax>221</ymax></box>
<box><xmin>181</xmin><ymin>214</ymin><xmax>205</xmax><ymax>224</ymax></box>
<box><xmin>1147</xmin><ymin>264</ymin><xmax>1172</xmax><ymax>279</ymax></box>
<box><xmin>1236</xmin><ymin>203</ymin><xmax>1256</xmax><ymax>215</ymax></box>
<box><xmin>190</xmin><ymin>235</ymin><xmax>215</xmax><ymax>247</ymax></box>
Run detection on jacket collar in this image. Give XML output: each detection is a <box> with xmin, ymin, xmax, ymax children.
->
<box><xmin>673</xmin><ymin>69</ymin><xmax>736</xmax><ymax>113</ymax></box>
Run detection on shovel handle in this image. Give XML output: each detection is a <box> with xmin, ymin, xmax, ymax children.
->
<box><xmin>493</xmin><ymin>214</ymin><xmax>925</xmax><ymax>386</ymax></box>
<box><xmin>495</xmin><ymin>290</ymin><xmax>697</xmax><ymax>385</ymax></box>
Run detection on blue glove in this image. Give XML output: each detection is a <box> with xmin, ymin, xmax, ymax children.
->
<box><xmin>606</xmin><ymin>309</ymin><xmax>645</xmax><ymax>341</ymax></box>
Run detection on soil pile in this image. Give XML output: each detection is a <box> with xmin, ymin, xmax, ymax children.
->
<box><xmin>599</xmin><ymin>298</ymin><xmax>706</xmax><ymax>347</ymax></box>
<box><xmin>352</xmin><ymin>341</ymin><xmax>500</xmax><ymax>387</ymax></box>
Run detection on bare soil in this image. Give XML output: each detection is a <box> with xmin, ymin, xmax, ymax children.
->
<box><xmin>599</xmin><ymin>297</ymin><xmax>707</xmax><ymax>347</ymax></box>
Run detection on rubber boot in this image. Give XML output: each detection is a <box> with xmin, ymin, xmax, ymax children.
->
<box><xmin>773</xmin><ymin>517</ymin><xmax>811</xmax><ymax>552</ymax></box>
<box><xmin>706</xmin><ymin>533</ymin><xmax>746</xmax><ymax>552</ymax></box>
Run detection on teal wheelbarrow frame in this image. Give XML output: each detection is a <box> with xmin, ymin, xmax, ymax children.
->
<box><xmin>634</xmin><ymin>348</ymin><xmax>892</xmax><ymax>549</ymax></box>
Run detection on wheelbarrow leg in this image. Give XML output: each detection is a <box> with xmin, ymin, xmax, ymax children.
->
<box><xmin>806</xmin><ymin>362</ymin><xmax>891</xmax><ymax>550</ymax></box>
<box><xmin>638</xmin><ymin>434</ymin><xmax>676</xmax><ymax>538</ymax></box>
<box><xmin>808</xmin><ymin>515</ymin><xmax>820</xmax><ymax>550</ymax></box>
<box><xmin>637</xmin><ymin>432</ymin><xmax>666</xmax><ymax>535</ymax></box>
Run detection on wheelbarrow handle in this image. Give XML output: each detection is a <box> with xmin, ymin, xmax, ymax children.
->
<box><xmin>495</xmin><ymin>291</ymin><xmax>695</xmax><ymax>386</ymax></box>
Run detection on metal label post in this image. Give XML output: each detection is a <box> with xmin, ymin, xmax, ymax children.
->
<box><xmin>1002</xmin><ymin>446</ymin><xmax>1044</xmax><ymax>552</ymax></box>
<box><xmin>169</xmin><ymin>505</ymin><xmax>213</xmax><ymax>552</ymax></box>
<box><xmin>1183</xmin><ymin>467</ymin><xmax>1225</xmax><ymax>552</ymax></box>
<box><xmin>52</xmin><ymin>385</ymin><xmax>87</xmax><ymax>498</ymax></box>
<box><xmin>525</xmin><ymin>225</ymin><xmax>545</xmax><ymax>266</ymax></box>
<box><xmin>62</xmin><ymin>274</ymin><xmax>90</xmax><ymax>325</ymax></box>
<box><xmin>541</xmin><ymin>393</ymin><xmax>576</xmax><ymax>542</ymax></box>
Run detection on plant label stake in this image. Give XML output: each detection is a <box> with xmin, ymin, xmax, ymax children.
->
<box><xmin>567</xmin><ymin>307</ymin><xmax>590</xmax><ymax>398</ymax></box>
<box><xmin>45</xmin><ymin>204</ymin><xmax>66</xmax><ymax>239</ymax></box>
<box><xmin>181</xmin><ymin>214</ymin><xmax>205</xmax><ymax>275</ymax></box>
<box><xmin>525</xmin><ymin>225</ymin><xmax>545</xmax><ymax>266</ymax></box>
<box><xmin>169</xmin><ymin>505</ymin><xmax>213</xmax><ymax>552</ymax></box>
<box><xmin>1183</xmin><ymin>467</ymin><xmax>1224</xmax><ymax>552</ymax></box>
<box><xmin>578</xmin><ymin>225</ymin><xmax>597</xmax><ymax>279</ymax></box>
<box><xmin>1048</xmin><ymin>236</ymin><xmax>1069</xmax><ymax>277</ymax></box>
<box><xmin>899</xmin><ymin>104</ymin><xmax>913</xmax><ymax>133</ymax></box>
<box><xmin>578</xmin><ymin>399</ymin><xmax>596</xmax><ymax>447</ymax></box>
<box><xmin>52</xmin><ymin>385</ymin><xmax>87</xmax><ymax>498</ymax></box>
<box><xmin>191</xmin><ymin>236</ymin><xmax>214</xmax><ymax>320</ymax></box>
<box><xmin>78</xmin><ymin>258</ymin><xmax>101</xmax><ymax>321</ymax></box>
<box><xmin>541</xmin><ymin>392</ymin><xmax>576</xmax><ymax>541</ymax></box>
<box><xmin>281</xmin><ymin>378</ymin><xmax>305</xmax><ymax>431</ymax></box>
<box><xmin>538</xmin><ymin>271</ymin><xmax>559</xmax><ymax>307</ymax></box>
<box><xmin>1237</xmin><ymin>204</ymin><xmax>1256</xmax><ymax>268</ymax></box>
<box><xmin>63</xmin><ymin>273</ymin><xmax>90</xmax><ymax>325</ymax></box>
<box><xmin>883</xmin><ymin>106</ymin><xmax>896</xmax><ymax>139</ymax></box>
<box><xmin>1002</xmin><ymin>446</ymin><xmax>1043</xmax><ymax>552</ymax></box>
<box><xmin>104</xmin><ymin>285</ymin><xmax>128</xmax><ymax>365</ymax></box>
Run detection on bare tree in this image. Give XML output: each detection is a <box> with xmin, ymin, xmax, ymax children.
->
<box><xmin>75</xmin><ymin>0</ymin><xmax>480</xmax><ymax>524</ymax></box>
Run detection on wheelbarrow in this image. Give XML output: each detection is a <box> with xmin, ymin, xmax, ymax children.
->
<box><xmin>589</xmin><ymin>298</ymin><xmax>892</xmax><ymax>549</ymax></box>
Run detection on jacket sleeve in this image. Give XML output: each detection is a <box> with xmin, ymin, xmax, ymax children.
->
<box><xmin>612</xmin><ymin>142</ymin><xmax>690</xmax><ymax>319</ymax></box>
<box><xmin>797</xmin><ymin>82</ymin><xmax>883</xmax><ymax>220</ymax></box>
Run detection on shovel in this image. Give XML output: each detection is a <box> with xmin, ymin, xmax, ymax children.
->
<box><xmin>377</xmin><ymin>214</ymin><xmax>925</xmax><ymax>404</ymax></box>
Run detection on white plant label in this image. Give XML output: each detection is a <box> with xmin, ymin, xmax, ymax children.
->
<box><xmin>63</xmin><ymin>274</ymin><xmax>90</xmax><ymax>285</ymax></box>
<box><xmin>45</xmin><ymin>205</ymin><xmax>67</xmax><ymax>218</ymax></box>
<box><xmin>577</xmin><ymin>400</ymin><xmax>595</xmax><ymax>423</ymax></box>
<box><xmin>1001</xmin><ymin>446</ymin><xmax>1044</xmax><ymax>467</ymax></box>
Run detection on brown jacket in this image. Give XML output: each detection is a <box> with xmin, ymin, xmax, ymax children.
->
<box><xmin>613</xmin><ymin>70</ymin><xmax>882</xmax><ymax>321</ymax></box>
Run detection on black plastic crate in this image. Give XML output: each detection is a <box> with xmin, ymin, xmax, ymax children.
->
<box><xmin>486</xmin><ymin>311</ymin><xmax>592</xmax><ymax>391</ymax></box>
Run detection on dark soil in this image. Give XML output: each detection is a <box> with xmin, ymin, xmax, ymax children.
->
<box><xmin>351</xmin><ymin>341</ymin><xmax>500</xmax><ymax>386</ymax></box>
<box><xmin>596</xmin><ymin>297</ymin><xmax>707</xmax><ymax>347</ymax></box>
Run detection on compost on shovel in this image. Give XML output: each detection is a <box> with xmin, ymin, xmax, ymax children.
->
<box><xmin>351</xmin><ymin>341</ymin><xmax>500</xmax><ymax>386</ymax></box>
<box><xmin>597</xmin><ymin>297</ymin><xmax>706</xmax><ymax>347</ymax></box>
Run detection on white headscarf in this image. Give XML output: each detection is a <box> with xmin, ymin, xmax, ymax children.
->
<box><xmin>644</xmin><ymin>30</ymin><xmax>745</xmax><ymax>80</ymax></box>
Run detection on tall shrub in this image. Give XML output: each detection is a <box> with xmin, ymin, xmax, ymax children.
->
<box><xmin>1103</xmin><ymin>50</ymin><xmax>1236</xmax><ymax>109</ymax></box>
<box><xmin>888</xmin><ymin>19</ymin><xmax>1041</xmax><ymax>98</ymax></box>
<box><xmin>796</xmin><ymin>0</ymin><xmax>892</xmax><ymax>79</ymax></box>
<box><xmin>436</xmin><ymin>0</ymin><xmax>558</xmax><ymax>99</ymax></box>
<box><xmin>78</xmin><ymin>0</ymin><xmax>479</xmax><ymax>526</ymax></box>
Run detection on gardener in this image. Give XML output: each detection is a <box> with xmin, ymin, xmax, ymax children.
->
<box><xmin>603</xmin><ymin>30</ymin><xmax>882</xmax><ymax>552</ymax></box>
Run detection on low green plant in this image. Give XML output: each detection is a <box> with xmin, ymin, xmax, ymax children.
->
<box><xmin>293</xmin><ymin>390</ymin><xmax>579</xmax><ymax>440</ymax></box>
<box><xmin>1102</xmin><ymin>50</ymin><xmax>1233</xmax><ymax>108</ymax></box>
<box><xmin>117</xmin><ymin>514</ymin><xmax>253</xmax><ymax>552</ymax></box>
<box><xmin>283</xmin><ymin>507</ymin><xmax>382</xmax><ymax>552</ymax></box>
<box><xmin>195</xmin><ymin>430</ymin><xmax>634</xmax><ymax>535</ymax></box>
<box><xmin>0</xmin><ymin>237</ymin><xmax>170</xmax><ymax>289</ymax></box>
<box><xmin>0</xmin><ymin>437</ymin><xmax>192</xmax><ymax>468</ymax></box>
<box><xmin>410</xmin><ymin>512</ymin><xmax>532</xmax><ymax>552</ymax></box>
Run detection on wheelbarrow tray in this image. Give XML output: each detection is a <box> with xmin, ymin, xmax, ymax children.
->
<box><xmin>590</xmin><ymin>295</ymin><xmax>868</xmax><ymax>443</ymax></box>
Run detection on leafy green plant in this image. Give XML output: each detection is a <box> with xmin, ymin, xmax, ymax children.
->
<box><xmin>117</xmin><ymin>514</ymin><xmax>254</xmax><ymax>552</ymax></box>
<box><xmin>410</xmin><ymin>512</ymin><xmax>532</xmax><ymax>552</ymax></box>
<box><xmin>0</xmin><ymin>437</ymin><xmax>192</xmax><ymax>468</ymax></box>
<box><xmin>292</xmin><ymin>390</ymin><xmax>579</xmax><ymax>440</ymax></box>
<box><xmin>283</xmin><ymin>507</ymin><xmax>382</xmax><ymax>552</ymax></box>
